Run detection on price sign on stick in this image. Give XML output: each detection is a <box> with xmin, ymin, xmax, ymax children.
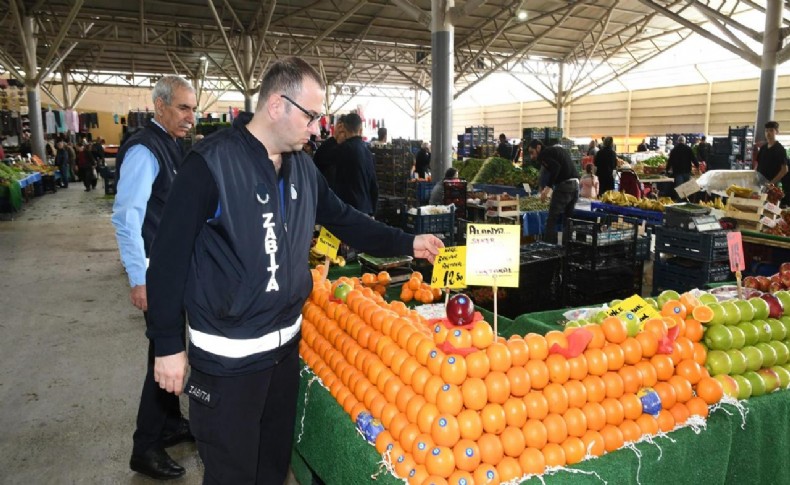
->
<box><xmin>607</xmin><ymin>295</ymin><xmax>660</xmax><ymax>323</ymax></box>
<box><xmin>431</xmin><ymin>246</ymin><xmax>467</xmax><ymax>289</ymax></box>
<box><xmin>466</xmin><ymin>223</ymin><xmax>521</xmax><ymax>337</ymax></box>
<box><xmin>727</xmin><ymin>232</ymin><xmax>746</xmax><ymax>299</ymax></box>
<box><xmin>314</xmin><ymin>227</ymin><xmax>340</xmax><ymax>259</ymax></box>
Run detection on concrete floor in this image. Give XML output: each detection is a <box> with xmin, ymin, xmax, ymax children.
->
<box><xmin>0</xmin><ymin>181</ymin><xmax>299</xmax><ymax>484</ymax></box>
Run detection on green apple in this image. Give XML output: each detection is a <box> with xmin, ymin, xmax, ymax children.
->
<box><xmin>779</xmin><ymin>317</ymin><xmax>790</xmax><ymax>336</ymax></box>
<box><xmin>720</xmin><ymin>301</ymin><xmax>742</xmax><ymax>326</ymax></box>
<box><xmin>565</xmin><ymin>320</ymin><xmax>583</xmax><ymax>329</ymax></box>
<box><xmin>743</xmin><ymin>371</ymin><xmax>767</xmax><ymax>397</ymax></box>
<box><xmin>707</xmin><ymin>303</ymin><xmax>728</xmax><ymax>326</ymax></box>
<box><xmin>742</xmin><ymin>346</ymin><xmax>764</xmax><ymax>372</ymax></box>
<box><xmin>758</xmin><ymin>368</ymin><xmax>780</xmax><ymax>393</ymax></box>
<box><xmin>733</xmin><ymin>299</ymin><xmax>755</xmax><ymax>322</ymax></box>
<box><xmin>750</xmin><ymin>297</ymin><xmax>771</xmax><ymax>321</ymax></box>
<box><xmin>699</xmin><ymin>293</ymin><xmax>718</xmax><ymax>305</ymax></box>
<box><xmin>619</xmin><ymin>312</ymin><xmax>641</xmax><ymax>337</ymax></box>
<box><xmin>771</xmin><ymin>366</ymin><xmax>790</xmax><ymax>389</ymax></box>
<box><xmin>768</xmin><ymin>341</ymin><xmax>790</xmax><ymax>366</ymax></box>
<box><xmin>609</xmin><ymin>299</ymin><xmax>623</xmax><ymax>308</ymax></box>
<box><xmin>767</xmin><ymin>319</ymin><xmax>788</xmax><ymax>341</ymax></box>
<box><xmin>705</xmin><ymin>350</ymin><xmax>732</xmax><ymax>376</ymax></box>
<box><xmin>775</xmin><ymin>291</ymin><xmax>790</xmax><ymax>315</ymax></box>
<box><xmin>736</xmin><ymin>322</ymin><xmax>760</xmax><ymax>347</ymax></box>
<box><xmin>753</xmin><ymin>319</ymin><xmax>773</xmax><ymax>343</ymax></box>
<box><xmin>726</xmin><ymin>349</ymin><xmax>748</xmax><ymax>375</ymax></box>
<box><xmin>714</xmin><ymin>374</ymin><xmax>740</xmax><ymax>398</ymax></box>
<box><xmin>644</xmin><ymin>297</ymin><xmax>659</xmax><ymax>310</ymax></box>
<box><xmin>333</xmin><ymin>283</ymin><xmax>352</xmax><ymax>302</ymax></box>
<box><xmin>728</xmin><ymin>325</ymin><xmax>746</xmax><ymax>349</ymax></box>
<box><xmin>704</xmin><ymin>324</ymin><xmax>733</xmax><ymax>351</ymax></box>
<box><xmin>592</xmin><ymin>311</ymin><xmax>608</xmax><ymax>324</ymax></box>
<box><xmin>755</xmin><ymin>342</ymin><xmax>778</xmax><ymax>368</ymax></box>
<box><xmin>732</xmin><ymin>375</ymin><xmax>753</xmax><ymax>399</ymax></box>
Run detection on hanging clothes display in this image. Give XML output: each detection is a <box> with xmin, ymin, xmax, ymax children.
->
<box><xmin>45</xmin><ymin>109</ymin><xmax>56</xmax><ymax>134</ymax></box>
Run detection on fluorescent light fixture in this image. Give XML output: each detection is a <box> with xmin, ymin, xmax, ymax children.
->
<box><xmin>199</xmin><ymin>55</ymin><xmax>207</xmax><ymax>61</ymax></box>
<box><xmin>517</xmin><ymin>10</ymin><xmax>528</xmax><ymax>20</ymax></box>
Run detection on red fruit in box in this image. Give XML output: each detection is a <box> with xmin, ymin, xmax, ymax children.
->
<box><xmin>760</xmin><ymin>293</ymin><xmax>785</xmax><ymax>319</ymax></box>
<box><xmin>770</xmin><ymin>274</ymin><xmax>782</xmax><ymax>285</ymax></box>
<box><xmin>781</xmin><ymin>273</ymin><xmax>790</xmax><ymax>289</ymax></box>
<box><xmin>770</xmin><ymin>282</ymin><xmax>784</xmax><ymax>293</ymax></box>
<box><xmin>446</xmin><ymin>294</ymin><xmax>475</xmax><ymax>326</ymax></box>
<box><xmin>744</xmin><ymin>276</ymin><xmax>760</xmax><ymax>289</ymax></box>
<box><xmin>756</xmin><ymin>276</ymin><xmax>772</xmax><ymax>292</ymax></box>
<box><xmin>781</xmin><ymin>263</ymin><xmax>790</xmax><ymax>273</ymax></box>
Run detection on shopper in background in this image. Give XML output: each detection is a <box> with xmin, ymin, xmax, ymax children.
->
<box><xmin>756</xmin><ymin>121</ymin><xmax>789</xmax><ymax>183</ymax></box>
<box><xmin>75</xmin><ymin>142</ymin><xmax>96</xmax><ymax>192</ymax></box>
<box><xmin>430</xmin><ymin>167</ymin><xmax>459</xmax><ymax>205</ymax></box>
<box><xmin>111</xmin><ymin>75</ymin><xmax>197</xmax><ymax>481</ymax></box>
<box><xmin>594</xmin><ymin>136</ymin><xmax>617</xmax><ymax>195</ymax></box>
<box><xmin>333</xmin><ymin>112</ymin><xmax>379</xmax><ymax>215</ymax></box>
<box><xmin>372</xmin><ymin>127</ymin><xmax>388</xmax><ymax>147</ymax></box>
<box><xmin>496</xmin><ymin>133</ymin><xmax>513</xmax><ymax>159</ymax></box>
<box><xmin>665</xmin><ymin>135</ymin><xmax>699</xmax><ymax>187</ymax></box>
<box><xmin>586</xmin><ymin>139</ymin><xmax>599</xmax><ymax>156</ymax></box>
<box><xmin>65</xmin><ymin>140</ymin><xmax>78</xmax><ymax>182</ymax></box>
<box><xmin>415</xmin><ymin>142</ymin><xmax>431</xmax><ymax>178</ymax></box>
<box><xmin>313</xmin><ymin>114</ymin><xmax>345</xmax><ymax>188</ymax></box>
<box><xmin>528</xmin><ymin>139</ymin><xmax>579</xmax><ymax>244</ymax></box>
<box><xmin>696</xmin><ymin>136</ymin><xmax>711</xmax><ymax>169</ymax></box>
<box><xmin>580</xmin><ymin>163</ymin><xmax>599</xmax><ymax>199</ymax></box>
<box><xmin>20</xmin><ymin>132</ymin><xmax>32</xmax><ymax>158</ymax></box>
<box><xmin>91</xmin><ymin>137</ymin><xmax>106</xmax><ymax>167</ymax></box>
<box><xmin>637</xmin><ymin>138</ymin><xmax>649</xmax><ymax>152</ymax></box>
<box><xmin>145</xmin><ymin>57</ymin><xmax>443</xmax><ymax>484</ymax></box>
<box><xmin>55</xmin><ymin>140</ymin><xmax>69</xmax><ymax>188</ymax></box>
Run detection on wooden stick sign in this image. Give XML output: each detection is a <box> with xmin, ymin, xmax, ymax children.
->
<box><xmin>727</xmin><ymin>232</ymin><xmax>746</xmax><ymax>299</ymax></box>
<box><xmin>314</xmin><ymin>227</ymin><xmax>340</xmax><ymax>280</ymax></box>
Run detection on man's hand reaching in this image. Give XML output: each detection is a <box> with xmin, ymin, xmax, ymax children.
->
<box><xmin>413</xmin><ymin>234</ymin><xmax>444</xmax><ymax>264</ymax></box>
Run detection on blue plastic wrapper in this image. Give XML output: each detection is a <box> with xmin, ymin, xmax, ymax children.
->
<box><xmin>364</xmin><ymin>418</ymin><xmax>384</xmax><ymax>443</ymax></box>
<box><xmin>638</xmin><ymin>387</ymin><xmax>662</xmax><ymax>416</ymax></box>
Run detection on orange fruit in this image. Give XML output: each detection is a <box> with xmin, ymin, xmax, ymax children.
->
<box><xmin>541</xmin><ymin>442</ymin><xmax>566</xmax><ymax>468</ymax></box>
<box><xmin>581</xmin><ymin>430</ymin><xmax>606</xmax><ymax>457</ymax></box>
<box><xmin>675</xmin><ymin>336</ymin><xmax>696</xmax><ymax>361</ymax></box>
<box><xmin>635</xmin><ymin>331</ymin><xmax>659</xmax><ymax>358</ymax></box>
<box><xmin>445</xmin><ymin>328</ymin><xmax>473</xmax><ymax>349</ymax></box>
<box><xmin>654</xmin><ymin>382</ymin><xmax>677</xmax><ymax>410</ymax></box>
<box><xmin>675</xmin><ymin>359</ymin><xmax>702</xmax><ymax>385</ymax></box>
<box><xmin>461</xmin><ymin>378</ymin><xmax>488</xmax><ymax>411</ymax></box>
<box><xmin>582</xmin><ymin>375</ymin><xmax>606</xmax><ymax>403</ymax></box>
<box><xmin>525</xmin><ymin>333</ymin><xmax>549</xmax><ymax>361</ymax></box>
<box><xmin>567</xmin><ymin>355</ymin><xmax>589</xmax><ymax>381</ymax></box>
<box><xmin>424</xmin><ymin>375</ymin><xmax>445</xmax><ymax>404</ymax></box>
<box><xmin>692</xmin><ymin>342</ymin><xmax>708</xmax><ymax>366</ymax></box>
<box><xmin>656</xmin><ymin>409</ymin><xmax>675</xmax><ymax>433</ymax></box>
<box><xmin>636</xmin><ymin>413</ymin><xmax>659</xmax><ymax>437</ymax></box>
<box><xmin>426</xmin><ymin>349</ymin><xmax>446</xmax><ymax>376</ymax></box>
<box><xmin>543</xmin><ymin>413</ymin><xmax>568</xmax><ymax>444</ymax></box>
<box><xmin>643</xmin><ymin>318</ymin><xmax>668</xmax><ymax>340</ymax></box>
<box><xmin>465</xmin><ymin>351</ymin><xmax>491</xmax><ymax>379</ymax></box>
<box><xmin>500</xmin><ymin>426</ymin><xmax>526</xmax><ymax>458</ymax></box>
<box><xmin>436</xmin><ymin>383</ymin><xmax>464</xmax><ymax>416</ymax></box>
<box><xmin>484</xmin><ymin>371</ymin><xmax>511</xmax><ymax>404</ymax></box>
<box><xmin>692</xmin><ymin>305</ymin><xmax>715</xmax><ymax>324</ymax></box>
<box><xmin>376</xmin><ymin>429</ymin><xmax>395</xmax><ymax>455</ymax></box>
<box><xmin>686</xmin><ymin>396</ymin><xmax>709</xmax><ymax>418</ymax></box>
<box><xmin>543</xmin><ymin>383</ymin><xmax>569</xmax><ymax>415</ymax></box>
<box><xmin>522</xmin><ymin>418</ymin><xmax>548</xmax><ymax>449</ymax></box>
<box><xmin>457</xmin><ymin>409</ymin><xmax>483</xmax><ymax>441</ymax></box>
<box><xmin>669</xmin><ymin>375</ymin><xmax>693</xmax><ymax>403</ymax></box>
<box><xmin>431</xmin><ymin>414</ymin><xmax>461</xmax><ymax>447</ymax></box>
<box><xmin>399</xmin><ymin>423</ymin><xmax>422</xmax><ymax>453</ymax></box>
<box><xmin>477</xmin><ymin>433</ymin><xmax>504</xmax><ymax>466</ymax></box>
<box><xmin>582</xmin><ymin>402</ymin><xmax>606</xmax><ymax>431</ymax></box>
<box><xmin>417</xmin><ymin>402</ymin><xmax>440</xmax><ymax>433</ymax></box>
<box><xmin>621</xmin><ymin>337</ymin><xmax>643</xmax><ymax>365</ymax></box>
<box><xmin>564</xmin><ymin>379</ymin><xmax>588</xmax><ymax>409</ymax></box>
<box><xmin>619</xmin><ymin>419</ymin><xmax>641</xmax><ymax>443</ymax></box>
<box><xmin>486</xmin><ymin>343</ymin><xmax>512</xmax><ymax>372</ymax></box>
<box><xmin>416</xmin><ymin>339</ymin><xmax>436</xmax><ymax>366</ymax></box>
<box><xmin>563</xmin><ymin>407</ymin><xmax>588</xmax><ymax>438</ymax></box>
<box><xmin>452</xmin><ymin>439</ymin><xmax>481</xmax><ymax>472</ymax></box>
<box><xmin>440</xmin><ymin>355</ymin><xmax>468</xmax><ymax>386</ymax></box>
<box><xmin>635</xmin><ymin>361</ymin><xmax>658</xmax><ymax>387</ymax></box>
<box><xmin>524</xmin><ymin>391</ymin><xmax>550</xmax><ymax>420</ymax></box>
<box><xmin>584</xmin><ymin>348</ymin><xmax>609</xmax><ymax>376</ymax></box>
<box><xmin>470</xmin><ymin>322</ymin><xmax>495</xmax><ymax>349</ymax></box>
<box><xmin>480</xmin><ymin>403</ymin><xmax>507</xmax><ymax>434</ymax></box>
<box><xmin>650</xmin><ymin>354</ymin><xmax>675</xmax><ymax>382</ymax></box>
<box><xmin>696</xmin><ymin>376</ymin><xmax>724</xmax><ymax>405</ymax></box>
<box><xmin>544</xmin><ymin>330</ymin><xmax>569</xmax><ymax>351</ymax></box>
<box><xmin>503</xmin><ymin>397</ymin><xmax>528</xmax><ymax>428</ymax></box>
<box><xmin>408</xmin><ymin>466</ymin><xmax>429</xmax><ymax>484</ymax></box>
<box><xmin>525</xmin><ymin>360</ymin><xmax>550</xmax><ymax>390</ymax></box>
<box><xmin>602</xmin><ymin>371</ymin><xmax>625</xmax><ymax>399</ymax></box>
<box><xmin>601</xmin><ymin>397</ymin><xmax>625</xmax><ymax>426</ymax></box>
<box><xmin>496</xmin><ymin>456</ymin><xmax>522</xmax><ymax>482</ymax></box>
<box><xmin>411</xmin><ymin>367</ymin><xmax>431</xmax><ymax>395</ymax></box>
<box><xmin>620</xmin><ymin>393</ymin><xmax>643</xmax><ymax>421</ymax></box>
<box><xmin>505</xmin><ymin>366</ymin><xmax>531</xmax><ymax>397</ymax></box>
<box><xmin>389</xmin><ymin>413</ymin><xmax>411</xmax><ymax>443</ymax></box>
<box><xmin>546</xmin><ymin>354</ymin><xmax>571</xmax><ymax>384</ymax></box>
<box><xmin>684</xmin><ymin>319</ymin><xmax>704</xmax><ymax>343</ymax></box>
<box><xmin>585</xmin><ymin>325</ymin><xmax>606</xmax><ymax>349</ymax></box>
<box><xmin>602</xmin><ymin>344</ymin><xmax>625</xmax><ymax>371</ymax></box>
<box><xmin>601</xmin><ymin>316</ymin><xmax>628</xmax><ymax>344</ymax></box>
<box><xmin>518</xmin><ymin>447</ymin><xmax>546</xmax><ymax>475</ymax></box>
<box><xmin>407</xmin><ymin>395</ymin><xmax>428</xmax><ymax>424</ymax></box>
<box><xmin>600</xmin><ymin>424</ymin><xmax>624</xmax><ymax>452</ymax></box>
<box><xmin>561</xmin><ymin>436</ymin><xmax>586</xmax><ymax>465</ymax></box>
<box><xmin>399</xmin><ymin>358</ymin><xmax>421</xmax><ymax>387</ymax></box>
<box><xmin>619</xmin><ymin>365</ymin><xmax>644</xmax><ymax>395</ymax></box>
<box><xmin>661</xmin><ymin>299</ymin><xmax>687</xmax><ymax>320</ymax></box>
<box><xmin>425</xmin><ymin>446</ymin><xmax>455</xmax><ymax>478</ymax></box>
<box><xmin>506</xmin><ymin>338</ymin><xmax>529</xmax><ymax>366</ymax></box>
<box><xmin>473</xmin><ymin>463</ymin><xmax>499</xmax><ymax>485</ymax></box>
<box><xmin>670</xmin><ymin>402</ymin><xmax>690</xmax><ymax>425</ymax></box>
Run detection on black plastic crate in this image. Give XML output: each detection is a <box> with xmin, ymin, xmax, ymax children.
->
<box><xmin>406</xmin><ymin>181</ymin><xmax>435</xmax><ymax>206</ymax></box>
<box><xmin>635</xmin><ymin>234</ymin><xmax>651</xmax><ymax>260</ymax></box>
<box><xmin>654</xmin><ymin>226</ymin><xmax>730</xmax><ymax>262</ymax></box>
<box><xmin>654</xmin><ymin>257</ymin><xmax>732</xmax><ymax>283</ymax></box>
<box><xmin>564</xmin><ymin>218</ymin><xmax>638</xmax><ymax>247</ymax></box>
<box><xmin>403</xmin><ymin>206</ymin><xmax>455</xmax><ymax>244</ymax></box>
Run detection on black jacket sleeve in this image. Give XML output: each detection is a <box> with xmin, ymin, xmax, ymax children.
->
<box><xmin>146</xmin><ymin>153</ymin><xmax>218</xmax><ymax>357</ymax></box>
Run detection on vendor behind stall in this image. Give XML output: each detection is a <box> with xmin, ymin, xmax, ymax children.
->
<box><xmin>528</xmin><ymin>140</ymin><xmax>579</xmax><ymax>245</ymax></box>
<box><xmin>665</xmin><ymin>136</ymin><xmax>698</xmax><ymax>187</ymax></box>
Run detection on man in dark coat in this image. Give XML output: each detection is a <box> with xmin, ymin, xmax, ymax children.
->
<box><xmin>333</xmin><ymin>112</ymin><xmax>378</xmax><ymax>215</ymax></box>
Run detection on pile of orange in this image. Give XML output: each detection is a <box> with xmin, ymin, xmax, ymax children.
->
<box><xmin>400</xmin><ymin>272</ymin><xmax>442</xmax><ymax>304</ymax></box>
<box><xmin>300</xmin><ymin>274</ymin><xmax>724</xmax><ymax>484</ymax></box>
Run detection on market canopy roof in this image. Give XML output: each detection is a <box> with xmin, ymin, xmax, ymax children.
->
<box><xmin>1</xmin><ymin>0</ymin><xmax>787</xmax><ymax>109</ymax></box>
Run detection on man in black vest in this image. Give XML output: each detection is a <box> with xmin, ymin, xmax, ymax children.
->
<box><xmin>333</xmin><ymin>112</ymin><xmax>378</xmax><ymax>215</ymax></box>
<box><xmin>146</xmin><ymin>57</ymin><xmax>443</xmax><ymax>484</ymax></box>
<box><xmin>528</xmin><ymin>139</ymin><xmax>580</xmax><ymax>244</ymax></box>
<box><xmin>111</xmin><ymin>75</ymin><xmax>197</xmax><ymax>480</ymax></box>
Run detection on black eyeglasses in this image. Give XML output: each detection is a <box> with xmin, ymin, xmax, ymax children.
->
<box><xmin>281</xmin><ymin>95</ymin><xmax>323</xmax><ymax>127</ymax></box>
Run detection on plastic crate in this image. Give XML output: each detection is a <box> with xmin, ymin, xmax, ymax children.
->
<box><xmin>663</xmin><ymin>203</ymin><xmax>711</xmax><ymax>230</ymax></box>
<box><xmin>635</xmin><ymin>234</ymin><xmax>651</xmax><ymax>260</ymax></box>
<box><xmin>100</xmin><ymin>167</ymin><xmax>117</xmax><ymax>195</ymax></box>
<box><xmin>655</xmin><ymin>257</ymin><xmax>732</xmax><ymax>284</ymax></box>
<box><xmin>403</xmin><ymin>206</ymin><xmax>455</xmax><ymax>243</ymax></box>
<box><xmin>653</xmin><ymin>226</ymin><xmax>730</xmax><ymax>262</ymax></box>
<box><xmin>590</xmin><ymin>201</ymin><xmax>664</xmax><ymax>226</ymax></box>
<box><xmin>406</xmin><ymin>181</ymin><xmax>435</xmax><ymax>206</ymax></box>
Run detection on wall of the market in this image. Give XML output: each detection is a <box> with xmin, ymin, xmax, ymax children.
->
<box><xmin>453</xmin><ymin>74</ymin><xmax>790</xmax><ymax>152</ymax></box>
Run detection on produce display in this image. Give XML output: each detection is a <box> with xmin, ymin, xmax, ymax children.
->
<box><xmin>744</xmin><ymin>263</ymin><xmax>790</xmax><ymax>292</ymax></box>
<box><xmin>298</xmin><ymin>273</ymin><xmax>742</xmax><ymax>483</ymax></box>
<box><xmin>455</xmin><ymin>159</ymin><xmax>485</xmax><ymax>182</ymax></box>
<box><xmin>600</xmin><ymin>190</ymin><xmax>673</xmax><ymax>212</ymax></box>
<box><xmin>518</xmin><ymin>197</ymin><xmax>550</xmax><ymax>212</ymax></box>
<box><xmin>471</xmin><ymin>157</ymin><xmax>533</xmax><ymax>187</ymax></box>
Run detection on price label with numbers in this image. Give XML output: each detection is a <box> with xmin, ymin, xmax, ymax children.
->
<box><xmin>430</xmin><ymin>246</ymin><xmax>467</xmax><ymax>289</ymax></box>
<box><xmin>727</xmin><ymin>231</ymin><xmax>745</xmax><ymax>272</ymax></box>
<box><xmin>314</xmin><ymin>227</ymin><xmax>340</xmax><ymax>259</ymax></box>
<box><xmin>465</xmin><ymin>223</ymin><xmax>520</xmax><ymax>287</ymax></box>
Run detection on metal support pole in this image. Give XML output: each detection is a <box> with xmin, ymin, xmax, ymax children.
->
<box><xmin>431</xmin><ymin>0</ymin><xmax>453</xmax><ymax>178</ymax></box>
<box><xmin>556</xmin><ymin>62</ymin><xmax>564</xmax><ymax>131</ymax></box>
<box><xmin>61</xmin><ymin>67</ymin><xmax>72</xmax><ymax>108</ymax></box>
<box><xmin>414</xmin><ymin>89</ymin><xmax>419</xmax><ymax>140</ymax></box>
<box><xmin>755</xmin><ymin>1</ymin><xmax>782</xmax><ymax>144</ymax></box>
<box><xmin>22</xmin><ymin>17</ymin><xmax>46</xmax><ymax>161</ymax></box>
<box><xmin>243</xmin><ymin>34</ymin><xmax>254</xmax><ymax>112</ymax></box>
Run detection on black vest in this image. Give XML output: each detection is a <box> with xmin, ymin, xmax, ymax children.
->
<box><xmin>116</xmin><ymin>122</ymin><xmax>183</xmax><ymax>256</ymax></box>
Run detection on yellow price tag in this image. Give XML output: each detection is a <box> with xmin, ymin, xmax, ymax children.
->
<box><xmin>465</xmin><ymin>223</ymin><xmax>521</xmax><ymax>288</ymax></box>
<box><xmin>430</xmin><ymin>246</ymin><xmax>467</xmax><ymax>289</ymax></box>
<box><xmin>606</xmin><ymin>295</ymin><xmax>659</xmax><ymax>323</ymax></box>
<box><xmin>314</xmin><ymin>227</ymin><xmax>340</xmax><ymax>259</ymax></box>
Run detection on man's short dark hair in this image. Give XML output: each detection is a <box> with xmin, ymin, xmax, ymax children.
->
<box><xmin>343</xmin><ymin>113</ymin><xmax>363</xmax><ymax>133</ymax></box>
<box><xmin>701</xmin><ymin>136</ymin><xmax>706</xmax><ymax>141</ymax></box>
<box><xmin>499</xmin><ymin>133</ymin><xmax>507</xmax><ymax>141</ymax></box>
<box><xmin>528</xmin><ymin>139</ymin><xmax>544</xmax><ymax>150</ymax></box>
<box><xmin>377</xmin><ymin>127</ymin><xmax>387</xmax><ymax>140</ymax></box>
<box><xmin>256</xmin><ymin>57</ymin><xmax>325</xmax><ymax>111</ymax></box>
<box><xmin>444</xmin><ymin>168</ymin><xmax>458</xmax><ymax>179</ymax></box>
<box><xmin>766</xmin><ymin>121</ymin><xmax>780</xmax><ymax>130</ymax></box>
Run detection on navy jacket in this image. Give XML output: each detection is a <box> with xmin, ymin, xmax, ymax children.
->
<box><xmin>333</xmin><ymin>136</ymin><xmax>379</xmax><ymax>215</ymax></box>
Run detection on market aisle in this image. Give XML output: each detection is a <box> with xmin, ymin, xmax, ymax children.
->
<box><xmin>0</xmin><ymin>186</ymin><xmax>298</xmax><ymax>484</ymax></box>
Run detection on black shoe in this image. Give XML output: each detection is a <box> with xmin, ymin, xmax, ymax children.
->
<box><xmin>130</xmin><ymin>447</ymin><xmax>185</xmax><ymax>480</ymax></box>
<box><xmin>84</xmin><ymin>188</ymin><xmax>90</xmax><ymax>192</ymax></box>
<box><xmin>162</xmin><ymin>419</ymin><xmax>195</xmax><ymax>448</ymax></box>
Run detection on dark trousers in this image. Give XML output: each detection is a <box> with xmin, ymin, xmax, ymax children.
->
<box><xmin>132</xmin><ymin>312</ymin><xmax>185</xmax><ymax>455</ymax></box>
<box><xmin>79</xmin><ymin>167</ymin><xmax>95</xmax><ymax>190</ymax></box>
<box><xmin>58</xmin><ymin>162</ymin><xmax>69</xmax><ymax>187</ymax></box>
<box><xmin>187</xmin><ymin>344</ymin><xmax>300</xmax><ymax>485</ymax></box>
<box><xmin>545</xmin><ymin>180</ymin><xmax>579</xmax><ymax>245</ymax></box>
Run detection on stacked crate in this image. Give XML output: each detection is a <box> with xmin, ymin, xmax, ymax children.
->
<box><xmin>728</xmin><ymin>125</ymin><xmax>755</xmax><ymax>170</ymax></box>
<box><xmin>372</xmin><ymin>139</ymin><xmax>412</xmax><ymax>198</ymax></box>
<box><xmin>652</xmin><ymin>226</ymin><xmax>732</xmax><ymax>295</ymax></box>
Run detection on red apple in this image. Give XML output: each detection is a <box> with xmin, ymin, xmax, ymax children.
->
<box><xmin>756</xmin><ymin>276</ymin><xmax>772</xmax><ymax>292</ymax></box>
<box><xmin>781</xmin><ymin>273</ymin><xmax>790</xmax><ymax>289</ymax></box>
<box><xmin>780</xmin><ymin>262</ymin><xmax>790</xmax><ymax>273</ymax></box>
<box><xmin>761</xmin><ymin>293</ymin><xmax>785</xmax><ymax>319</ymax></box>
<box><xmin>770</xmin><ymin>282</ymin><xmax>785</xmax><ymax>293</ymax></box>
<box><xmin>771</xmin><ymin>274</ymin><xmax>783</xmax><ymax>286</ymax></box>
<box><xmin>446</xmin><ymin>294</ymin><xmax>475</xmax><ymax>326</ymax></box>
<box><xmin>744</xmin><ymin>276</ymin><xmax>760</xmax><ymax>289</ymax></box>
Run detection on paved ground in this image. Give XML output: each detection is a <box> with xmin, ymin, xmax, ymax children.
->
<box><xmin>0</xmin><ymin>180</ymin><xmax>299</xmax><ymax>484</ymax></box>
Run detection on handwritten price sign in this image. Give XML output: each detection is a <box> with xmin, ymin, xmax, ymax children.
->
<box><xmin>314</xmin><ymin>227</ymin><xmax>340</xmax><ymax>259</ymax></box>
<box><xmin>727</xmin><ymin>232</ymin><xmax>745</xmax><ymax>272</ymax></box>
<box><xmin>431</xmin><ymin>246</ymin><xmax>467</xmax><ymax>289</ymax></box>
<box><xmin>465</xmin><ymin>223</ymin><xmax>520</xmax><ymax>287</ymax></box>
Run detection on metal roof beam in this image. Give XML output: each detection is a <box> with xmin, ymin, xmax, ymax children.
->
<box><xmin>455</xmin><ymin>0</ymin><xmax>524</xmax><ymax>81</ymax></box>
<box><xmin>206</xmin><ymin>0</ymin><xmax>247</xmax><ymax>88</ymax></box>
<box><xmin>36</xmin><ymin>0</ymin><xmax>83</xmax><ymax>83</ymax></box>
<box><xmin>687</xmin><ymin>0</ymin><xmax>762</xmax><ymax>43</ymax></box>
<box><xmin>389</xmin><ymin>0</ymin><xmax>431</xmax><ymax>29</ymax></box>
<box><xmin>297</xmin><ymin>1</ymin><xmax>368</xmax><ymax>55</ymax></box>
